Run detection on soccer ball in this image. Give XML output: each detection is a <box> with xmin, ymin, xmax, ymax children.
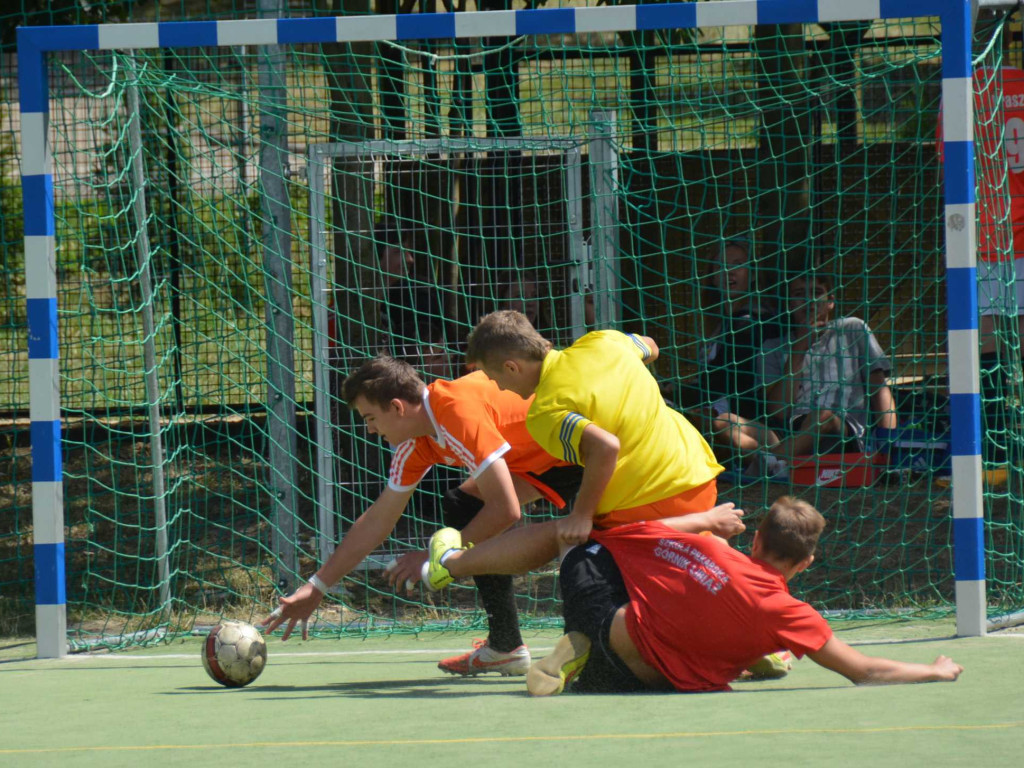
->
<box><xmin>201</xmin><ymin>621</ymin><xmax>268</xmax><ymax>688</ymax></box>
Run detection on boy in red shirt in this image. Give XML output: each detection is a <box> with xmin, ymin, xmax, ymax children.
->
<box><xmin>427</xmin><ymin>498</ymin><xmax>962</xmax><ymax>694</ymax></box>
<box><xmin>262</xmin><ymin>355</ymin><xmax>582</xmax><ymax>677</ymax></box>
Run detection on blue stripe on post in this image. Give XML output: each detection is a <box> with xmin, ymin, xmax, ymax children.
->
<box><xmin>30</xmin><ymin>421</ymin><xmax>62</xmax><ymax>483</ymax></box>
<box><xmin>757</xmin><ymin>0</ymin><xmax>818</xmax><ymax>25</ymax></box>
<box><xmin>34</xmin><ymin>542</ymin><xmax>66</xmax><ymax>605</ymax></box>
<box><xmin>941</xmin><ymin>141</ymin><xmax>974</xmax><ymax>206</ymax></box>
<box><xmin>21</xmin><ymin>175</ymin><xmax>55</xmax><ymax>237</ymax></box>
<box><xmin>879</xmin><ymin>0</ymin><xmax>947</xmax><ymax>19</ymax></box>
<box><xmin>278</xmin><ymin>17</ymin><xmax>338</xmax><ymax>44</ymax></box>
<box><xmin>945</xmin><ymin>267</ymin><xmax>978</xmax><ymax>331</ymax></box>
<box><xmin>636</xmin><ymin>3</ymin><xmax>697</xmax><ymax>31</ymax></box>
<box><xmin>158</xmin><ymin>21</ymin><xmax>219</xmax><ymax>48</ymax></box>
<box><xmin>516</xmin><ymin>8</ymin><xmax>576</xmax><ymax>36</ymax></box>
<box><xmin>33</xmin><ymin>25</ymin><xmax>99</xmax><ymax>51</ymax></box>
<box><xmin>16</xmin><ymin>32</ymin><xmax>48</xmax><ymax>114</ymax></box>
<box><xmin>952</xmin><ymin>517</ymin><xmax>985</xmax><ymax>582</ymax></box>
<box><xmin>396</xmin><ymin>12</ymin><xmax>455</xmax><ymax>40</ymax></box>
<box><xmin>948</xmin><ymin>393</ymin><xmax>981</xmax><ymax>457</ymax></box>
<box><xmin>27</xmin><ymin>298</ymin><xmax>58</xmax><ymax>360</ymax></box>
<box><xmin>938</xmin><ymin>0</ymin><xmax>973</xmax><ymax>80</ymax></box>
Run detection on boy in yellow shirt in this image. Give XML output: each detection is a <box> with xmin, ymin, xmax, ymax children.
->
<box><xmin>463</xmin><ymin>310</ymin><xmax>723</xmax><ymax>545</ymax></box>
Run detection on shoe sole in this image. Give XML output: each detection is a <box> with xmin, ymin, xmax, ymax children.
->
<box><xmin>526</xmin><ymin>632</ymin><xmax>591</xmax><ymax>696</ymax></box>
<box><xmin>741</xmin><ymin>652</ymin><xmax>792</xmax><ymax>680</ymax></box>
<box><xmin>438</xmin><ymin>663</ymin><xmax>530</xmax><ymax>677</ymax></box>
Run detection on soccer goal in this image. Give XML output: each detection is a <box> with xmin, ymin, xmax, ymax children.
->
<box><xmin>17</xmin><ymin>1</ymin><xmax>1019</xmax><ymax>658</ymax></box>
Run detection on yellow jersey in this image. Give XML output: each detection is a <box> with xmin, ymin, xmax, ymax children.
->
<box><xmin>526</xmin><ymin>330</ymin><xmax>722</xmax><ymax>515</ymax></box>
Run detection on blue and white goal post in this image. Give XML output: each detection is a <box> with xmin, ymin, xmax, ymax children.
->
<box><xmin>18</xmin><ymin>0</ymin><xmax>987</xmax><ymax>658</ymax></box>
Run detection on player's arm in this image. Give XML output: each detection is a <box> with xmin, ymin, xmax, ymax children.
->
<box><xmin>624</xmin><ymin>332</ymin><xmax>659</xmax><ymax>364</ymax></box>
<box><xmin>262</xmin><ymin>487</ymin><xmax>414</xmax><ymax>640</ymax></box>
<box><xmin>635</xmin><ymin>335</ymin><xmax>660</xmax><ymax>363</ymax></box>
<box><xmin>868</xmin><ymin>369</ymin><xmax>898</xmax><ymax>430</ymax></box>
<box><xmin>657</xmin><ymin>502</ymin><xmax>746</xmax><ymax>539</ymax></box>
<box><xmin>457</xmin><ymin>457</ymin><xmax>522</xmax><ymax>545</ymax></box>
<box><xmin>557</xmin><ymin>424</ymin><xmax>619</xmax><ymax>545</ymax></box>
<box><xmin>807</xmin><ymin>636</ymin><xmax>963</xmax><ymax>685</ymax></box>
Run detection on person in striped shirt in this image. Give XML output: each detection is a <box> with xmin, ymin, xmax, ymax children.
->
<box><xmin>262</xmin><ymin>354</ymin><xmax>582</xmax><ymax>677</ymax></box>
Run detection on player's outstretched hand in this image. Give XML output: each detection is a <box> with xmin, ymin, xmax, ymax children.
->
<box><xmin>386</xmin><ymin>550</ymin><xmax>428</xmax><ymax>592</ymax></box>
<box><xmin>703</xmin><ymin>502</ymin><xmax>746</xmax><ymax>538</ymax></box>
<box><xmin>931</xmin><ymin>655</ymin><xmax>964</xmax><ymax>682</ymax></box>
<box><xmin>557</xmin><ymin>510</ymin><xmax>594</xmax><ymax>546</ymax></box>
<box><xmin>260</xmin><ymin>582</ymin><xmax>323</xmax><ymax>642</ymax></box>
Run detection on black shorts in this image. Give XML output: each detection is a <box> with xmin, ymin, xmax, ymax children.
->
<box><xmin>559</xmin><ymin>542</ymin><xmax>648</xmax><ymax>694</ymax></box>
<box><xmin>524</xmin><ymin>464</ymin><xmax>584</xmax><ymax>509</ymax></box>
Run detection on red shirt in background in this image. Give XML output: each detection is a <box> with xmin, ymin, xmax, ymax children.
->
<box><xmin>938</xmin><ymin>66</ymin><xmax>1024</xmax><ymax>261</ymax></box>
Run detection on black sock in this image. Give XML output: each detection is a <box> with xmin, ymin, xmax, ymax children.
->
<box><xmin>473</xmin><ymin>574</ymin><xmax>524</xmax><ymax>652</ymax></box>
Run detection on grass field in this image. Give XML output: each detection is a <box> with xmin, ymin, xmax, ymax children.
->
<box><xmin>2</xmin><ymin>622</ymin><xmax>1022</xmax><ymax>767</ymax></box>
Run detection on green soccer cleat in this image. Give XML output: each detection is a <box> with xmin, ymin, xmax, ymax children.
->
<box><xmin>526</xmin><ymin>632</ymin><xmax>591</xmax><ymax>696</ymax></box>
<box><xmin>423</xmin><ymin>527</ymin><xmax>465</xmax><ymax>591</ymax></box>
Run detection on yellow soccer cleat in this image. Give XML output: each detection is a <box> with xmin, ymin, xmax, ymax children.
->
<box><xmin>526</xmin><ymin>632</ymin><xmax>591</xmax><ymax>696</ymax></box>
<box><xmin>423</xmin><ymin>527</ymin><xmax>466</xmax><ymax>591</ymax></box>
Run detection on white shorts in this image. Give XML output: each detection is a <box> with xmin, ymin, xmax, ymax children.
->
<box><xmin>978</xmin><ymin>257</ymin><xmax>1024</xmax><ymax>316</ymax></box>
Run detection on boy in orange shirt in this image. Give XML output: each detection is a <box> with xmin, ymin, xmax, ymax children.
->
<box><xmin>262</xmin><ymin>355</ymin><xmax>582</xmax><ymax>677</ymax></box>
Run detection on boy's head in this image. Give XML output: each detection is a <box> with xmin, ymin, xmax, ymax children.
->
<box><xmin>715</xmin><ymin>239</ymin><xmax>753</xmax><ymax>300</ymax></box>
<box><xmin>754</xmin><ymin>496</ymin><xmax>826</xmax><ymax>569</ymax></box>
<box><xmin>788</xmin><ymin>273</ymin><xmax>835</xmax><ymax>328</ymax></box>
<box><xmin>499</xmin><ymin>277</ymin><xmax>541</xmax><ymax>326</ymax></box>
<box><xmin>465</xmin><ymin>310</ymin><xmax>551</xmax><ymax>398</ymax></box>
<box><xmin>342</xmin><ymin>356</ymin><xmax>428</xmax><ymax>447</ymax></box>
<box><xmin>374</xmin><ymin>219</ymin><xmax>414</xmax><ymax>281</ymax></box>
<box><xmin>342</xmin><ymin>355</ymin><xmax>424</xmax><ymax>408</ymax></box>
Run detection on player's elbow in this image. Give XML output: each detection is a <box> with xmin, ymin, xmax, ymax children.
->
<box><xmin>643</xmin><ymin>336</ymin><xmax>660</xmax><ymax>362</ymax></box>
<box><xmin>504</xmin><ymin>503</ymin><xmax>523</xmax><ymax>525</ymax></box>
<box><xmin>598</xmin><ymin>433</ymin><xmax>621</xmax><ymax>464</ymax></box>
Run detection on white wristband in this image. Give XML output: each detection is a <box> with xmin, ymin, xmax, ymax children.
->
<box><xmin>307</xmin><ymin>574</ymin><xmax>330</xmax><ymax>594</ymax></box>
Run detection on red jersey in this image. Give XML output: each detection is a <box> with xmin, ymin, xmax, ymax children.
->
<box><xmin>938</xmin><ymin>66</ymin><xmax>1024</xmax><ymax>261</ymax></box>
<box><xmin>387</xmin><ymin>371</ymin><xmax>571</xmax><ymax>505</ymax></box>
<box><xmin>592</xmin><ymin>523</ymin><xmax>832</xmax><ymax>692</ymax></box>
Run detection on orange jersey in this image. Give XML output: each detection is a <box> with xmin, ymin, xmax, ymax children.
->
<box><xmin>387</xmin><ymin>371</ymin><xmax>571</xmax><ymax>503</ymax></box>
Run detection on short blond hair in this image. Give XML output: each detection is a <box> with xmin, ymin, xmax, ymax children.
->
<box><xmin>466</xmin><ymin>310</ymin><xmax>551</xmax><ymax>368</ymax></box>
<box><xmin>757</xmin><ymin>496</ymin><xmax>826</xmax><ymax>564</ymax></box>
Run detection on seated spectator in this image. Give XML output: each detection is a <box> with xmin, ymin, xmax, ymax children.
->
<box><xmin>697</xmin><ymin>239</ymin><xmax>784</xmax><ymax>474</ymax></box>
<box><xmin>374</xmin><ymin>219</ymin><xmax>450</xmax><ymax>377</ymax></box>
<box><xmin>761</xmin><ymin>273</ymin><xmax>897</xmax><ymax>464</ymax></box>
<box><xmin>499</xmin><ymin>273</ymin><xmax>541</xmax><ymax>328</ymax></box>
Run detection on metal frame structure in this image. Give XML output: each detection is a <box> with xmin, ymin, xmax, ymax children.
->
<box><xmin>306</xmin><ymin>136</ymin><xmax>589</xmax><ymax>569</ymax></box>
<box><xmin>18</xmin><ymin>0</ymin><xmax>983</xmax><ymax>658</ymax></box>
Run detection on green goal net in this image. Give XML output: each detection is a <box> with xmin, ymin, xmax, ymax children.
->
<box><xmin>6</xmin><ymin>6</ymin><xmax>1024</xmax><ymax>649</ymax></box>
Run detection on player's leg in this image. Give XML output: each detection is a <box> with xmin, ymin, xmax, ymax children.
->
<box><xmin>433</xmin><ymin>518</ymin><xmax>563</xmax><ymax>582</ymax></box>
<box><xmin>529</xmin><ymin>541</ymin><xmax>651</xmax><ymax>696</ymax></box>
<box><xmin>436</xmin><ymin>483</ymin><xmax>530</xmax><ymax>674</ymax></box>
<box><xmin>434</xmin><ymin>467</ymin><xmax>582</xmax><ymax>675</ymax></box>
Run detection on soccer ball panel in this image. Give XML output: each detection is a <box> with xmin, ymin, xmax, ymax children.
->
<box><xmin>202</xmin><ymin>621</ymin><xmax>267</xmax><ymax>688</ymax></box>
